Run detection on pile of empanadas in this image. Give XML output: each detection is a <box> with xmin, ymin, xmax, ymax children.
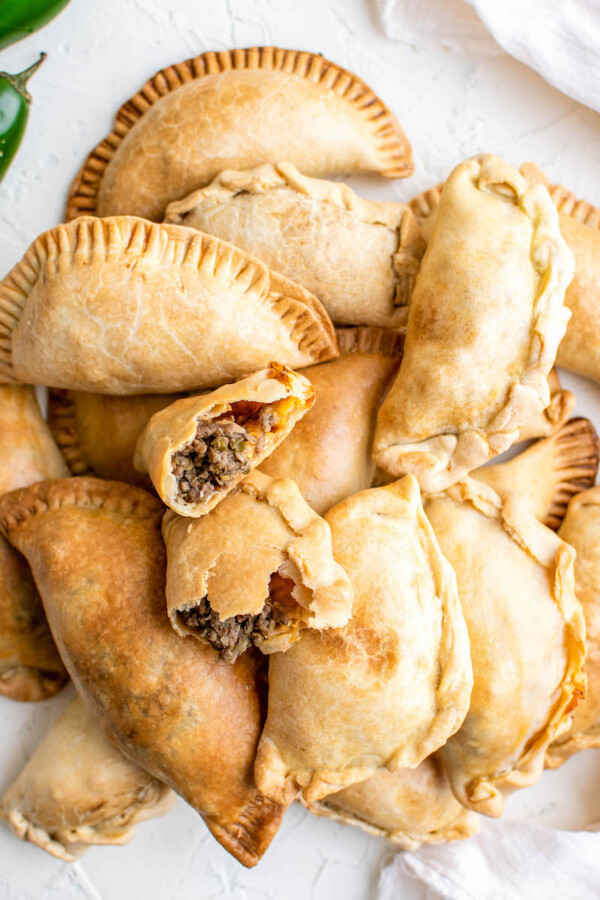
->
<box><xmin>2</xmin><ymin>45</ymin><xmax>600</xmax><ymax>870</ymax></box>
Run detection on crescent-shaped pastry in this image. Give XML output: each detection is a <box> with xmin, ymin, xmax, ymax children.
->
<box><xmin>305</xmin><ymin>757</ymin><xmax>479</xmax><ymax>850</ymax></box>
<box><xmin>0</xmin><ymin>385</ymin><xmax>69</xmax><ymax>702</ymax></box>
<box><xmin>373</xmin><ymin>154</ymin><xmax>574</xmax><ymax>493</ymax></box>
<box><xmin>66</xmin><ymin>47</ymin><xmax>413</xmax><ymax>222</ymax></box>
<box><xmin>254</xmin><ymin>475</ymin><xmax>473</xmax><ymax>805</ymax></box>
<box><xmin>261</xmin><ymin>327</ymin><xmax>403</xmax><ymax>514</ymax></box>
<box><xmin>1</xmin><ymin>695</ymin><xmax>174</xmax><ymax>861</ymax></box>
<box><xmin>424</xmin><ymin>479</ymin><xmax>586</xmax><ymax>816</ymax></box>
<box><xmin>165</xmin><ymin>163</ymin><xmax>424</xmax><ymax>327</ymax></box>
<box><xmin>546</xmin><ymin>487</ymin><xmax>600</xmax><ymax>767</ymax></box>
<box><xmin>135</xmin><ymin>365</ymin><xmax>314</xmax><ymax>516</ymax></box>
<box><xmin>162</xmin><ymin>471</ymin><xmax>353</xmax><ymax>660</ymax></box>
<box><xmin>0</xmin><ymin>478</ymin><xmax>284</xmax><ymax>868</ymax></box>
<box><xmin>0</xmin><ymin>217</ymin><xmax>337</xmax><ymax>394</ymax></box>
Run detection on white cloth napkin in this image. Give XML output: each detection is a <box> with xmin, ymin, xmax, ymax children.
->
<box><xmin>378</xmin><ymin>818</ymin><xmax>600</xmax><ymax>900</ymax></box>
<box><xmin>375</xmin><ymin>0</ymin><xmax>600</xmax><ymax>113</ymax></box>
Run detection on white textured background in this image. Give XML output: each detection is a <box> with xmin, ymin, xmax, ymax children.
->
<box><xmin>1</xmin><ymin>1</ymin><xmax>600</xmax><ymax>898</ymax></box>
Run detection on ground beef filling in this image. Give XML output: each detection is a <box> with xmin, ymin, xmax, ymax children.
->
<box><xmin>178</xmin><ymin>573</ymin><xmax>300</xmax><ymax>661</ymax></box>
<box><xmin>172</xmin><ymin>405</ymin><xmax>279</xmax><ymax>505</ymax></box>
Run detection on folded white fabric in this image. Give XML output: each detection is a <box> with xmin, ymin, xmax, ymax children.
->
<box><xmin>378</xmin><ymin>818</ymin><xmax>600</xmax><ymax>900</ymax></box>
<box><xmin>376</xmin><ymin>0</ymin><xmax>600</xmax><ymax>113</ymax></box>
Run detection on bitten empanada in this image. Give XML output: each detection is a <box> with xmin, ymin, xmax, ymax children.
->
<box><xmin>135</xmin><ymin>365</ymin><xmax>314</xmax><ymax>516</ymax></box>
<box><xmin>0</xmin><ymin>478</ymin><xmax>284</xmax><ymax>868</ymax></box>
<box><xmin>165</xmin><ymin>163</ymin><xmax>424</xmax><ymax>327</ymax></box>
<box><xmin>2</xmin><ymin>695</ymin><xmax>174</xmax><ymax>861</ymax></box>
<box><xmin>66</xmin><ymin>47</ymin><xmax>412</xmax><ymax>222</ymax></box>
<box><xmin>424</xmin><ymin>480</ymin><xmax>585</xmax><ymax>816</ymax></box>
<box><xmin>305</xmin><ymin>757</ymin><xmax>478</xmax><ymax>850</ymax></box>
<box><xmin>0</xmin><ymin>217</ymin><xmax>337</xmax><ymax>394</ymax></box>
<box><xmin>255</xmin><ymin>476</ymin><xmax>472</xmax><ymax>805</ymax></box>
<box><xmin>373</xmin><ymin>154</ymin><xmax>574</xmax><ymax>493</ymax></box>
<box><xmin>162</xmin><ymin>471</ymin><xmax>353</xmax><ymax>660</ymax></box>
<box><xmin>0</xmin><ymin>385</ymin><xmax>69</xmax><ymax>702</ymax></box>
<box><xmin>476</xmin><ymin>418</ymin><xmax>599</xmax><ymax>530</ymax></box>
<box><xmin>261</xmin><ymin>327</ymin><xmax>403</xmax><ymax>515</ymax></box>
<box><xmin>547</xmin><ymin>487</ymin><xmax>600</xmax><ymax>767</ymax></box>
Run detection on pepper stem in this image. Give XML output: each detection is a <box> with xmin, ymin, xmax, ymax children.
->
<box><xmin>0</xmin><ymin>53</ymin><xmax>47</xmax><ymax>102</ymax></box>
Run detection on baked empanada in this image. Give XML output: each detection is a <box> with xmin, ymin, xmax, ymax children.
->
<box><xmin>261</xmin><ymin>327</ymin><xmax>403</xmax><ymax>515</ymax></box>
<box><xmin>165</xmin><ymin>163</ymin><xmax>424</xmax><ymax>327</ymax></box>
<box><xmin>476</xmin><ymin>418</ymin><xmax>599</xmax><ymax>530</ymax></box>
<box><xmin>0</xmin><ymin>385</ymin><xmax>69</xmax><ymax>702</ymax></box>
<box><xmin>305</xmin><ymin>757</ymin><xmax>479</xmax><ymax>850</ymax></box>
<box><xmin>162</xmin><ymin>471</ymin><xmax>353</xmax><ymax>660</ymax></box>
<box><xmin>373</xmin><ymin>154</ymin><xmax>574</xmax><ymax>493</ymax></box>
<box><xmin>0</xmin><ymin>217</ymin><xmax>337</xmax><ymax>394</ymax></box>
<box><xmin>546</xmin><ymin>487</ymin><xmax>600</xmax><ymax>767</ymax></box>
<box><xmin>424</xmin><ymin>480</ymin><xmax>585</xmax><ymax>816</ymax></box>
<box><xmin>255</xmin><ymin>476</ymin><xmax>473</xmax><ymax>805</ymax></box>
<box><xmin>135</xmin><ymin>365</ymin><xmax>314</xmax><ymax>516</ymax></box>
<box><xmin>66</xmin><ymin>47</ymin><xmax>412</xmax><ymax>222</ymax></box>
<box><xmin>0</xmin><ymin>478</ymin><xmax>284</xmax><ymax>868</ymax></box>
<box><xmin>2</xmin><ymin>695</ymin><xmax>174</xmax><ymax>861</ymax></box>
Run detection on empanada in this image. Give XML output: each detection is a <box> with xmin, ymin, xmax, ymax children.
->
<box><xmin>0</xmin><ymin>478</ymin><xmax>284</xmax><ymax>867</ymax></box>
<box><xmin>2</xmin><ymin>695</ymin><xmax>174</xmax><ymax>861</ymax></box>
<box><xmin>165</xmin><ymin>163</ymin><xmax>424</xmax><ymax>327</ymax></box>
<box><xmin>162</xmin><ymin>471</ymin><xmax>353</xmax><ymax>660</ymax></box>
<box><xmin>424</xmin><ymin>480</ymin><xmax>585</xmax><ymax>816</ymax></box>
<box><xmin>373</xmin><ymin>155</ymin><xmax>574</xmax><ymax>493</ymax></box>
<box><xmin>476</xmin><ymin>417</ymin><xmax>599</xmax><ymax>530</ymax></box>
<box><xmin>305</xmin><ymin>757</ymin><xmax>478</xmax><ymax>850</ymax></box>
<box><xmin>546</xmin><ymin>487</ymin><xmax>600</xmax><ymax>767</ymax></box>
<box><xmin>0</xmin><ymin>385</ymin><xmax>68</xmax><ymax>702</ymax></box>
<box><xmin>261</xmin><ymin>327</ymin><xmax>403</xmax><ymax>515</ymax></box>
<box><xmin>66</xmin><ymin>47</ymin><xmax>413</xmax><ymax>222</ymax></box>
<box><xmin>135</xmin><ymin>365</ymin><xmax>314</xmax><ymax>516</ymax></box>
<box><xmin>255</xmin><ymin>476</ymin><xmax>473</xmax><ymax>805</ymax></box>
<box><xmin>0</xmin><ymin>217</ymin><xmax>337</xmax><ymax>394</ymax></box>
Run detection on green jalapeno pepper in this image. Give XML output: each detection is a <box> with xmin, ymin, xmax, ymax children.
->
<box><xmin>0</xmin><ymin>52</ymin><xmax>45</xmax><ymax>182</ymax></box>
<box><xmin>0</xmin><ymin>0</ymin><xmax>70</xmax><ymax>50</ymax></box>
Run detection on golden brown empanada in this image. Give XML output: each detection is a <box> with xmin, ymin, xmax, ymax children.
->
<box><xmin>546</xmin><ymin>487</ymin><xmax>600</xmax><ymax>767</ymax></box>
<box><xmin>305</xmin><ymin>757</ymin><xmax>479</xmax><ymax>850</ymax></box>
<box><xmin>373</xmin><ymin>154</ymin><xmax>574</xmax><ymax>493</ymax></box>
<box><xmin>66</xmin><ymin>47</ymin><xmax>413</xmax><ymax>222</ymax></box>
<box><xmin>2</xmin><ymin>695</ymin><xmax>174</xmax><ymax>860</ymax></box>
<box><xmin>476</xmin><ymin>418</ymin><xmax>599</xmax><ymax>530</ymax></box>
<box><xmin>135</xmin><ymin>365</ymin><xmax>314</xmax><ymax>516</ymax></box>
<box><xmin>261</xmin><ymin>327</ymin><xmax>403</xmax><ymax>515</ymax></box>
<box><xmin>517</xmin><ymin>368</ymin><xmax>575</xmax><ymax>442</ymax></box>
<box><xmin>424</xmin><ymin>479</ymin><xmax>585</xmax><ymax>816</ymax></box>
<box><xmin>165</xmin><ymin>163</ymin><xmax>424</xmax><ymax>328</ymax></box>
<box><xmin>162</xmin><ymin>471</ymin><xmax>353</xmax><ymax>661</ymax></box>
<box><xmin>255</xmin><ymin>476</ymin><xmax>473</xmax><ymax>805</ymax></box>
<box><xmin>0</xmin><ymin>217</ymin><xmax>337</xmax><ymax>394</ymax></box>
<box><xmin>0</xmin><ymin>385</ymin><xmax>69</xmax><ymax>702</ymax></box>
<box><xmin>0</xmin><ymin>478</ymin><xmax>284</xmax><ymax>868</ymax></box>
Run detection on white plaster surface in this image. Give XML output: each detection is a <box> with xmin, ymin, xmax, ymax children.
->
<box><xmin>1</xmin><ymin>1</ymin><xmax>600</xmax><ymax>898</ymax></box>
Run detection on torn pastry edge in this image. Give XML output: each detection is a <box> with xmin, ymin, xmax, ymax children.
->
<box><xmin>65</xmin><ymin>46</ymin><xmax>413</xmax><ymax>221</ymax></box>
<box><xmin>0</xmin><ymin>217</ymin><xmax>338</xmax><ymax>385</ymax></box>
<box><xmin>373</xmin><ymin>154</ymin><xmax>575</xmax><ymax>493</ymax></box>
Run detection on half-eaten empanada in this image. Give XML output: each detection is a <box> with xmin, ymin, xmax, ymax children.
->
<box><xmin>305</xmin><ymin>757</ymin><xmax>478</xmax><ymax>850</ymax></box>
<box><xmin>66</xmin><ymin>47</ymin><xmax>412</xmax><ymax>222</ymax></box>
<box><xmin>0</xmin><ymin>217</ymin><xmax>337</xmax><ymax>394</ymax></box>
<box><xmin>0</xmin><ymin>385</ymin><xmax>69</xmax><ymax>702</ymax></box>
<box><xmin>0</xmin><ymin>478</ymin><xmax>284</xmax><ymax>868</ymax></box>
<box><xmin>165</xmin><ymin>163</ymin><xmax>424</xmax><ymax>327</ymax></box>
<box><xmin>2</xmin><ymin>695</ymin><xmax>174</xmax><ymax>861</ymax></box>
<box><xmin>135</xmin><ymin>365</ymin><xmax>314</xmax><ymax>516</ymax></box>
<box><xmin>254</xmin><ymin>475</ymin><xmax>473</xmax><ymax>805</ymax></box>
<box><xmin>424</xmin><ymin>479</ymin><xmax>586</xmax><ymax>816</ymax></box>
<box><xmin>162</xmin><ymin>471</ymin><xmax>353</xmax><ymax>660</ymax></box>
<box><xmin>373</xmin><ymin>154</ymin><xmax>574</xmax><ymax>493</ymax></box>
